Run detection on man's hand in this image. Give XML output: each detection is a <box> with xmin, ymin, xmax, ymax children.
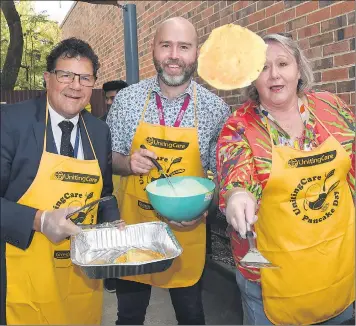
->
<box><xmin>130</xmin><ymin>148</ymin><xmax>157</xmax><ymax>175</ymax></box>
<box><xmin>110</xmin><ymin>219</ymin><xmax>126</xmax><ymax>230</ymax></box>
<box><xmin>162</xmin><ymin>211</ymin><xmax>208</xmax><ymax>228</ymax></box>
<box><xmin>40</xmin><ymin>207</ymin><xmax>82</xmax><ymax>243</ymax></box>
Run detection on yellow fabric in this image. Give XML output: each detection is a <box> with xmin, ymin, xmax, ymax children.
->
<box><xmin>118</xmin><ymin>86</ymin><xmax>206</xmax><ymax>288</ymax></box>
<box><xmin>6</xmin><ymin>102</ymin><xmax>104</xmax><ymax>325</ymax></box>
<box><xmin>84</xmin><ymin>103</ymin><xmax>92</xmax><ymax>113</ymax></box>
<box><xmin>112</xmin><ymin>175</ymin><xmax>121</xmax><ymax>203</ymax></box>
<box><xmin>256</xmin><ymin>110</ymin><xmax>355</xmax><ymax>325</ymax></box>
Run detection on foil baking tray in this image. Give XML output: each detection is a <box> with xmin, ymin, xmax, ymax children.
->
<box><xmin>70</xmin><ymin>221</ymin><xmax>183</xmax><ymax>279</ymax></box>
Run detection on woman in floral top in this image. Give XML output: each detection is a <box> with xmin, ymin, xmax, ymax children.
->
<box><xmin>217</xmin><ymin>34</ymin><xmax>355</xmax><ymax>325</ymax></box>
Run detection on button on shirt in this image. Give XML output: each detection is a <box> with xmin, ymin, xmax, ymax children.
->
<box><xmin>106</xmin><ymin>77</ymin><xmax>230</xmax><ymax>174</ymax></box>
<box><xmin>48</xmin><ymin>104</ymin><xmax>84</xmax><ymax>160</ymax></box>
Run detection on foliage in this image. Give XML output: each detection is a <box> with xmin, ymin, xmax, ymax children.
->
<box><xmin>1</xmin><ymin>1</ymin><xmax>61</xmax><ymax>90</ymax></box>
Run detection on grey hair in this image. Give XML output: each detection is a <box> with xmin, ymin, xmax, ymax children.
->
<box><xmin>245</xmin><ymin>33</ymin><xmax>314</xmax><ymax>104</ymax></box>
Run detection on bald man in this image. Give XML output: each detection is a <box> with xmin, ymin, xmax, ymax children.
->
<box><xmin>107</xmin><ymin>17</ymin><xmax>230</xmax><ymax>325</ymax></box>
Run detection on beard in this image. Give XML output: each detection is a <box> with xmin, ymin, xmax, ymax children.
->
<box><xmin>153</xmin><ymin>55</ymin><xmax>197</xmax><ymax>87</ymax></box>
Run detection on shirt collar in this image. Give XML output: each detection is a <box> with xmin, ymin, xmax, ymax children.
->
<box><xmin>47</xmin><ymin>101</ymin><xmax>80</xmax><ymax>127</ymax></box>
<box><xmin>152</xmin><ymin>75</ymin><xmax>194</xmax><ymax>99</ymax></box>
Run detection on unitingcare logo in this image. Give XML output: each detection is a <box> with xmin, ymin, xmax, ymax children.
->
<box><xmin>51</xmin><ymin>171</ymin><xmax>100</xmax><ymax>184</ymax></box>
<box><xmin>288</xmin><ymin>150</ymin><xmax>336</xmax><ymax>168</ymax></box>
<box><xmin>146</xmin><ymin>137</ymin><xmax>189</xmax><ymax>150</ymax></box>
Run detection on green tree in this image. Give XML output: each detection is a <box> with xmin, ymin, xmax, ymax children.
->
<box><xmin>1</xmin><ymin>1</ymin><xmax>61</xmax><ymax>90</ymax></box>
<box><xmin>1</xmin><ymin>1</ymin><xmax>23</xmax><ymax>90</ymax></box>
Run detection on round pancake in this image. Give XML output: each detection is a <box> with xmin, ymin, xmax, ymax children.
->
<box><xmin>198</xmin><ymin>24</ymin><xmax>267</xmax><ymax>90</ymax></box>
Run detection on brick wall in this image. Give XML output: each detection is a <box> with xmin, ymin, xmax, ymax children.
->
<box><xmin>61</xmin><ymin>0</ymin><xmax>355</xmax><ymax>109</ymax></box>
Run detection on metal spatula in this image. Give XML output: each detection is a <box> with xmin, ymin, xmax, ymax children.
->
<box><xmin>140</xmin><ymin>145</ymin><xmax>177</xmax><ymax>195</ymax></box>
<box><xmin>239</xmin><ymin>223</ymin><xmax>279</xmax><ymax>269</ymax></box>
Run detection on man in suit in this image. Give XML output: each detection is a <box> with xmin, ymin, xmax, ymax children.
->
<box><xmin>100</xmin><ymin>79</ymin><xmax>128</xmax><ymax>121</ymax></box>
<box><xmin>1</xmin><ymin>37</ymin><xmax>121</xmax><ymax>325</ymax></box>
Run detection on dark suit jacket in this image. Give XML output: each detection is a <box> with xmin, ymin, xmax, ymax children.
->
<box><xmin>99</xmin><ymin>112</ymin><xmax>108</xmax><ymax>122</ymax></box>
<box><xmin>0</xmin><ymin>96</ymin><xmax>120</xmax><ymax>323</ymax></box>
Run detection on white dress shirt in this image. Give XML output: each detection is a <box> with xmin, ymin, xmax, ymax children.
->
<box><xmin>48</xmin><ymin>104</ymin><xmax>84</xmax><ymax>160</ymax></box>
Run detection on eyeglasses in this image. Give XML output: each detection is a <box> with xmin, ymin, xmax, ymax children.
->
<box><xmin>50</xmin><ymin>69</ymin><xmax>96</xmax><ymax>87</ymax></box>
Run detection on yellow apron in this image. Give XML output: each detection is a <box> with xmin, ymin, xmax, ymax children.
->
<box><xmin>112</xmin><ymin>175</ymin><xmax>121</xmax><ymax>203</ymax></box>
<box><xmin>118</xmin><ymin>86</ymin><xmax>206</xmax><ymax>288</ymax></box>
<box><xmin>256</xmin><ymin>110</ymin><xmax>355</xmax><ymax>324</ymax></box>
<box><xmin>6</xmin><ymin>102</ymin><xmax>103</xmax><ymax>325</ymax></box>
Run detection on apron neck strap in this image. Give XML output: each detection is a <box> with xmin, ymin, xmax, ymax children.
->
<box><xmin>263</xmin><ymin>97</ymin><xmax>334</xmax><ymax>148</ymax></box>
<box><xmin>307</xmin><ymin>108</ymin><xmax>333</xmax><ymax>138</ymax></box>
<box><xmin>193</xmin><ymin>84</ymin><xmax>197</xmax><ymax>128</ymax></box>
<box><xmin>140</xmin><ymin>84</ymin><xmax>197</xmax><ymax>128</ymax></box>
<box><xmin>44</xmin><ymin>99</ymin><xmax>49</xmax><ymax>152</ymax></box>
<box><xmin>80</xmin><ymin>115</ymin><xmax>98</xmax><ymax>160</ymax></box>
<box><xmin>155</xmin><ymin>93</ymin><xmax>190</xmax><ymax>127</ymax></box>
<box><xmin>264</xmin><ymin>115</ymin><xmax>274</xmax><ymax>145</ymax></box>
<box><xmin>52</xmin><ymin>125</ymin><xmax>80</xmax><ymax>157</ymax></box>
<box><xmin>44</xmin><ymin>98</ymin><xmax>97</xmax><ymax>160</ymax></box>
<box><xmin>140</xmin><ymin>90</ymin><xmax>152</xmax><ymax>121</ymax></box>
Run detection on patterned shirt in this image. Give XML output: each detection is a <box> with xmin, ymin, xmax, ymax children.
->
<box><xmin>107</xmin><ymin>76</ymin><xmax>230</xmax><ymax>174</ymax></box>
<box><xmin>260</xmin><ymin>98</ymin><xmax>315</xmax><ymax>150</ymax></box>
<box><xmin>217</xmin><ymin>91</ymin><xmax>355</xmax><ymax>282</ymax></box>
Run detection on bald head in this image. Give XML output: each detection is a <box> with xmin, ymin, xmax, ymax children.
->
<box><xmin>153</xmin><ymin>17</ymin><xmax>198</xmax><ymax>47</ymax></box>
<box><xmin>152</xmin><ymin>17</ymin><xmax>199</xmax><ymax>87</ymax></box>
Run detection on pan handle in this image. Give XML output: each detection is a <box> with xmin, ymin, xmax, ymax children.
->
<box><xmin>246</xmin><ymin>223</ymin><xmax>256</xmax><ymax>249</ymax></box>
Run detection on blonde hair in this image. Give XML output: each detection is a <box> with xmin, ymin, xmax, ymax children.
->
<box><xmin>245</xmin><ymin>33</ymin><xmax>314</xmax><ymax>103</ymax></box>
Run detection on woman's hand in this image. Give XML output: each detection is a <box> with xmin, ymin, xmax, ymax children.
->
<box><xmin>225</xmin><ymin>189</ymin><xmax>258</xmax><ymax>238</ymax></box>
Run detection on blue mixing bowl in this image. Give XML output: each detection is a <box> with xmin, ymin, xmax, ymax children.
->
<box><xmin>146</xmin><ymin>176</ymin><xmax>215</xmax><ymax>222</ymax></box>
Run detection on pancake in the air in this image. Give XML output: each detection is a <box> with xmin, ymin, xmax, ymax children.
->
<box><xmin>198</xmin><ymin>24</ymin><xmax>267</xmax><ymax>90</ymax></box>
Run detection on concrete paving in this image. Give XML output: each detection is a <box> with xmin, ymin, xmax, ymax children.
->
<box><xmin>101</xmin><ymin>260</ymin><xmax>243</xmax><ymax>325</ymax></box>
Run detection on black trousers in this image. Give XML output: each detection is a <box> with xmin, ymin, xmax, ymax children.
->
<box><xmin>115</xmin><ymin>278</ymin><xmax>205</xmax><ymax>325</ymax></box>
<box><xmin>1</xmin><ymin>242</ymin><xmax>7</xmax><ymax>325</ymax></box>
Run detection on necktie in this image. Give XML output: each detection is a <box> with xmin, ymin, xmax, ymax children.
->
<box><xmin>58</xmin><ymin>120</ymin><xmax>74</xmax><ymax>157</ymax></box>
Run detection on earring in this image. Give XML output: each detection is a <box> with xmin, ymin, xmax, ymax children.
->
<box><xmin>297</xmin><ymin>79</ymin><xmax>303</xmax><ymax>90</ymax></box>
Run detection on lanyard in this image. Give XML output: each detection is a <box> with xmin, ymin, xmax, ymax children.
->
<box><xmin>73</xmin><ymin>125</ymin><xmax>80</xmax><ymax>157</ymax></box>
<box><xmin>54</xmin><ymin>124</ymin><xmax>80</xmax><ymax>158</ymax></box>
<box><xmin>155</xmin><ymin>93</ymin><xmax>190</xmax><ymax>127</ymax></box>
